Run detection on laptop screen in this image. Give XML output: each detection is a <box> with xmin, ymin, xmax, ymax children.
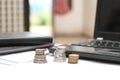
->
<box><xmin>94</xmin><ymin>0</ymin><xmax>120</xmax><ymax>41</ymax></box>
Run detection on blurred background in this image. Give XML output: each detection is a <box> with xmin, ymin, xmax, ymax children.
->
<box><xmin>29</xmin><ymin>0</ymin><xmax>97</xmax><ymax>43</ymax></box>
<box><xmin>0</xmin><ymin>0</ymin><xmax>97</xmax><ymax>44</ymax></box>
<box><xmin>29</xmin><ymin>0</ymin><xmax>52</xmax><ymax>36</ymax></box>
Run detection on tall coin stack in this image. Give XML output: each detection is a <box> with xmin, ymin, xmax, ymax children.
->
<box><xmin>54</xmin><ymin>46</ymin><xmax>66</xmax><ymax>62</ymax></box>
<box><xmin>34</xmin><ymin>49</ymin><xmax>47</xmax><ymax>64</ymax></box>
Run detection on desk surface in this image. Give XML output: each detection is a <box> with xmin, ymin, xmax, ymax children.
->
<box><xmin>0</xmin><ymin>51</ymin><xmax>120</xmax><ymax>80</ymax></box>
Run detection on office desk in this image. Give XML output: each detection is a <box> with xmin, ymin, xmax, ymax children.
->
<box><xmin>0</xmin><ymin>51</ymin><xmax>120</xmax><ymax>80</ymax></box>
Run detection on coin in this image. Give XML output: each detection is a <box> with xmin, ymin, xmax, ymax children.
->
<box><xmin>68</xmin><ymin>54</ymin><xmax>79</xmax><ymax>64</ymax></box>
<box><xmin>54</xmin><ymin>46</ymin><xmax>66</xmax><ymax>62</ymax></box>
<box><xmin>34</xmin><ymin>49</ymin><xmax>47</xmax><ymax>64</ymax></box>
<box><xmin>35</xmin><ymin>49</ymin><xmax>46</xmax><ymax>55</ymax></box>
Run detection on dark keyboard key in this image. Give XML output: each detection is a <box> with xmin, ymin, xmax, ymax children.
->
<box><xmin>113</xmin><ymin>42</ymin><xmax>120</xmax><ymax>48</ymax></box>
<box><xmin>106</xmin><ymin>42</ymin><xmax>114</xmax><ymax>48</ymax></box>
<box><xmin>100</xmin><ymin>41</ymin><xmax>107</xmax><ymax>47</ymax></box>
<box><xmin>94</xmin><ymin>40</ymin><xmax>102</xmax><ymax>47</ymax></box>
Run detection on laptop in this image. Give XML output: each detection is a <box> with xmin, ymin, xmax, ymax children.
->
<box><xmin>0</xmin><ymin>32</ymin><xmax>53</xmax><ymax>55</ymax></box>
<box><xmin>0</xmin><ymin>32</ymin><xmax>53</xmax><ymax>46</ymax></box>
<box><xmin>66</xmin><ymin>0</ymin><xmax>120</xmax><ymax>63</ymax></box>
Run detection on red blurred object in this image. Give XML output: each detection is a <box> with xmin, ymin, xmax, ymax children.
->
<box><xmin>54</xmin><ymin>0</ymin><xmax>70</xmax><ymax>15</ymax></box>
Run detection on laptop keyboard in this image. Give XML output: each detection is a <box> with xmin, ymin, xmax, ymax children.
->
<box><xmin>72</xmin><ymin>39</ymin><xmax>120</xmax><ymax>49</ymax></box>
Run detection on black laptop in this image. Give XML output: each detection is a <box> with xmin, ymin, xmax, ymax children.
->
<box><xmin>0</xmin><ymin>32</ymin><xmax>53</xmax><ymax>46</ymax></box>
<box><xmin>66</xmin><ymin>0</ymin><xmax>120</xmax><ymax>63</ymax></box>
<box><xmin>0</xmin><ymin>32</ymin><xmax>53</xmax><ymax>55</ymax></box>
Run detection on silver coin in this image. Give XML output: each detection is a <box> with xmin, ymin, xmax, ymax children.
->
<box><xmin>35</xmin><ymin>49</ymin><xmax>46</xmax><ymax>55</ymax></box>
<box><xmin>54</xmin><ymin>46</ymin><xmax>66</xmax><ymax>62</ymax></box>
<box><xmin>34</xmin><ymin>49</ymin><xmax>47</xmax><ymax>64</ymax></box>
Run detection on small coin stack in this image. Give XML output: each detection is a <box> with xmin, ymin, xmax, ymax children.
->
<box><xmin>68</xmin><ymin>54</ymin><xmax>79</xmax><ymax>64</ymax></box>
<box><xmin>54</xmin><ymin>46</ymin><xmax>66</xmax><ymax>62</ymax></box>
<box><xmin>34</xmin><ymin>49</ymin><xmax>47</xmax><ymax>64</ymax></box>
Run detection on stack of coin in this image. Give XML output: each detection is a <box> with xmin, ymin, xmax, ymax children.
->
<box><xmin>54</xmin><ymin>46</ymin><xmax>66</xmax><ymax>62</ymax></box>
<box><xmin>68</xmin><ymin>54</ymin><xmax>79</xmax><ymax>64</ymax></box>
<box><xmin>34</xmin><ymin>49</ymin><xmax>47</xmax><ymax>64</ymax></box>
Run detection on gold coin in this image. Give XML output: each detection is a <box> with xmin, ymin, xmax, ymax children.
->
<box><xmin>68</xmin><ymin>54</ymin><xmax>79</xmax><ymax>64</ymax></box>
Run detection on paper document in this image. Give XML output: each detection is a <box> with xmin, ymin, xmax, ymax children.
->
<box><xmin>0</xmin><ymin>51</ymin><xmax>35</xmax><ymax>67</ymax></box>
